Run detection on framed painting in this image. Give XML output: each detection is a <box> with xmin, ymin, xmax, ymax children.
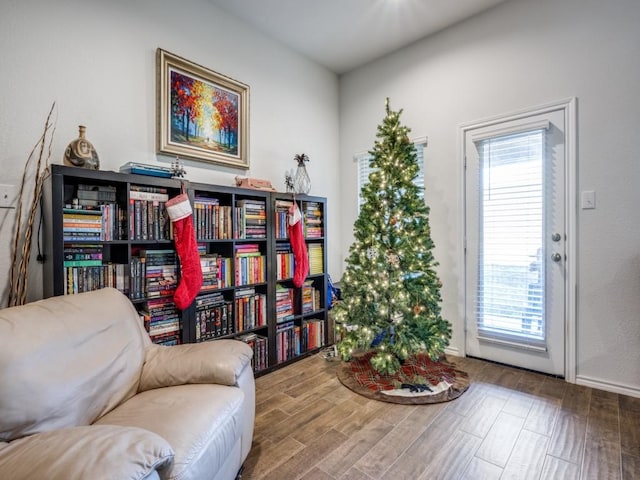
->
<box><xmin>157</xmin><ymin>48</ymin><xmax>249</xmax><ymax>169</ymax></box>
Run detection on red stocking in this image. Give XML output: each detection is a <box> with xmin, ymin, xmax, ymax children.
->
<box><xmin>288</xmin><ymin>203</ymin><xmax>309</xmax><ymax>288</ymax></box>
<box><xmin>166</xmin><ymin>193</ymin><xmax>203</xmax><ymax>310</ymax></box>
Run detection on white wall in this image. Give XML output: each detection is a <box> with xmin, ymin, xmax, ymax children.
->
<box><xmin>0</xmin><ymin>0</ymin><xmax>340</xmax><ymax>304</ymax></box>
<box><xmin>339</xmin><ymin>0</ymin><xmax>640</xmax><ymax>395</ymax></box>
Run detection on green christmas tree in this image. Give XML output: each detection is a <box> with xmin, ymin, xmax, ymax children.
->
<box><xmin>335</xmin><ymin>99</ymin><xmax>451</xmax><ymax>375</ymax></box>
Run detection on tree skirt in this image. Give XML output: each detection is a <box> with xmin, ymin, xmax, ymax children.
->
<box><xmin>336</xmin><ymin>351</ymin><xmax>470</xmax><ymax>405</ymax></box>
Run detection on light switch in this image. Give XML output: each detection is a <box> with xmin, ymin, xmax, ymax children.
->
<box><xmin>581</xmin><ymin>190</ymin><xmax>596</xmax><ymax>209</ymax></box>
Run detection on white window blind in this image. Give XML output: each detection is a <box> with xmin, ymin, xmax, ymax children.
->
<box><xmin>356</xmin><ymin>138</ymin><xmax>426</xmax><ymax>210</ymax></box>
<box><xmin>476</xmin><ymin>129</ymin><xmax>546</xmax><ymax>346</ymax></box>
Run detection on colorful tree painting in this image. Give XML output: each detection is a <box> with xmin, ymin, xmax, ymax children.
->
<box><xmin>169</xmin><ymin>70</ymin><xmax>239</xmax><ymax>156</ymax></box>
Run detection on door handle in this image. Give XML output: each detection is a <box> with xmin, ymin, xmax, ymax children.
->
<box><xmin>551</xmin><ymin>252</ymin><xmax>562</xmax><ymax>262</ymax></box>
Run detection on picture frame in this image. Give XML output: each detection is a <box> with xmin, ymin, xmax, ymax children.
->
<box><xmin>157</xmin><ymin>48</ymin><xmax>249</xmax><ymax>169</ymax></box>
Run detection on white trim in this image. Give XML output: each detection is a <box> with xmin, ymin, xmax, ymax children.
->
<box><xmin>477</xmin><ymin>335</ymin><xmax>547</xmax><ymax>352</ymax></box>
<box><xmin>470</xmin><ymin>119</ymin><xmax>550</xmax><ymax>143</ymax></box>
<box><xmin>444</xmin><ymin>346</ymin><xmax>461</xmax><ymax>357</ymax></box>
<box><xmin>459</xmin><ymin>97</ymin><xmax>578</xmax><ymax>382</ymax></box>
<box><xmin>564</xmin><ymin>97</ymin><xmax>578</xmax><ymax>384</ymax></box>
<box><xmin>412</xmin><ymin>135</ymin><xmax>428</xmax><ymax>147</ymax></box>
<box><xmin>576</xmin><ymin>375</ymin><xmax>640</xmax><ymax>399</ymax></box>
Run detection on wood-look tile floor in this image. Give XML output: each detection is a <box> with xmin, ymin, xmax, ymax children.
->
<box><xmin>241</xmin><ymin>353</ymin><xmax>640</xmax><ymax>480</ymax></box>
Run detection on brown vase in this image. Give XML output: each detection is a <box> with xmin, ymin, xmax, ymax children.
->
<box><xmin>63</xmin><ymin>125</ymin><xmax>99</xmax><ymax>170</ymax></box>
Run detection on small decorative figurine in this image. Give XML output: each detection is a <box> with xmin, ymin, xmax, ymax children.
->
<box><xmin>63</xmin><ymin>125</ymin><xmax>99</xmax><ymax>170</ymax></box>
<box><xmin>171</xmin><ymin>157</ymin><xmax>187</xmax><ymax>178</ymax></box>
<box><xmin>284</xmin><ymin>169</ymin><xmax>295</xmax><ymax>193</ymax></box>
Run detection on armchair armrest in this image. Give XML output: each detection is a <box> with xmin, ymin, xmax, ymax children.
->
<box><xmin>0</xmin><ymin>425</ymin><xmax>174</xmax><ymax>480</ymax></box>
<box><xmin>139</xmin><ymin>339</ymin><xmax>253</xmax><ymax>393</ymax></box>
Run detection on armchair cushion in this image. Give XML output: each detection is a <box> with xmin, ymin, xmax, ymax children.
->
<box><xmin>0</xmin><ymin>288</ymin><xmax>149</xmax><ymax>442</ymax></box>
<box><xmin>139</xmin><ymin>340</ymin><xmax>253</xmax><ymax>392</ymax></box>
<box><xmin>0</xmin><ymin>425</ymin><xmax>174</xmax><ymax>480</ymax></box>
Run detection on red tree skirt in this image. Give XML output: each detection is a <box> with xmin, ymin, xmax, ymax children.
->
<box><xmin>336</xmin><ymin>351</ymin><xmax>469</xmax><ymax>405</ymax></box>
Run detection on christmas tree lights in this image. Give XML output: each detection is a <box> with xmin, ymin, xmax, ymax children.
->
<box><xmin>335</xmin><ymin>99</ymin><xmax>451</xmax><ymax>375</ymax></box>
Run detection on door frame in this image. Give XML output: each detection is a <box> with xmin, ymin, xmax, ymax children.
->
<box><xmin>459</xmin><ymin>98</ymin><xmax>577</xmax><ymax>382</ymax></box>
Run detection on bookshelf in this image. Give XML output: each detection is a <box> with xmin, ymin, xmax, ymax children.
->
<box><xmin>271</xmin><ymin>193</ymin><xmax>328</xmax><ymax>368</ymax></box>
<box><xmin>43</xmin><ymin>165</ymin><xmax>328</xmax><ymax>375</ymax></box>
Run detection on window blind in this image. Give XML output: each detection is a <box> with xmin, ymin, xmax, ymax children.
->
<box><xmin>356</xmin><ymin>139</ymin><xmax>426</xmax><ymax>210</ymax></box>
<box><xmin>476</xmin><ymin>129</ymin><xmax>547</xmax><ymax>347</ymax></box>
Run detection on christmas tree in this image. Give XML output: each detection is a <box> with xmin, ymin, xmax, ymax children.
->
<box><xmin>334</xmin><ymin>99</ymin><xmax>451</xmax><ymax>375</ymax></box>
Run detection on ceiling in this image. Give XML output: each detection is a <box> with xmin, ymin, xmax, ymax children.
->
<box><xmin>208</xmin><ymin>0</ymin><xmax>509</xmax><ymax>74</ymax></box>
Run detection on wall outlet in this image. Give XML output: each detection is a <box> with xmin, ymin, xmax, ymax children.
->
<box><xmin>0</xmin><ymin>184</ymin><xmax>18</xmax><ymax>208</ymax></box>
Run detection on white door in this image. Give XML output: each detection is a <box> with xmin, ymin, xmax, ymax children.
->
<box><xmin>464</xmin><ymin>107</ymin><xmax>567</xmax><ymax>376</ymax></box>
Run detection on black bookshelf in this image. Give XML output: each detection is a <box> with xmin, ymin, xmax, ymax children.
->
<box><xmin>43</xmin><ymin>164</ymin><xmax>328</xmax><ymax>376</ymax></box>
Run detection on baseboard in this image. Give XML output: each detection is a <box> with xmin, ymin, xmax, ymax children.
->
<box><xmin>576</xmin><ymin>375</ymin><xmax>640</xmax><ymax>398</ymax></box>
<box><xmin>444</xmin><ymin>346</ymin><xmax>461</xmax><ymax>357</ymax></box>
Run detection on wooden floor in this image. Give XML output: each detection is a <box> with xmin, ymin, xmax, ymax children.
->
<box><xmin>241</xmin><ymin>353</ymin><xmax>640</xmax><ymax>480</ymax></box>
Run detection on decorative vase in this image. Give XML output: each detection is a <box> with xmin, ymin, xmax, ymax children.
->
<box><xmin>294</xmin><ymin>163</ymin><xmax>311</xmax><ymax>194</ymax></box>
<box><xmin>63</xmin><ymin>125</ymin><xmax>100</xmax><ymax>170</ymax></box>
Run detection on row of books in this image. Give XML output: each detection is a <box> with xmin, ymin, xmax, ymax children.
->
<box><xmin>308</xmin><ymin>243</ymin><xmax>324</xmax><ymax>275</ymax></box>
<box><xmin>274</xmin><ymin>200</ymin><xmax>293</xmax><ymax>239</ymax></box>
<box><xmin>275</xmin><ymin>321</ymin><xmax>301</xmax><ymax>363</ymax></box>
<box><xmin>302</xmin><ymin>319</ymin><xmax>325</xmax><ymax>352</ymax></box>
<box><xmin>302</xmin><ymin>282</ymin><xmax>322</xmax><ymax>314</ymax></box>
<box><xmin>275</xmin><ymin>243</ymin><xmax>295</xmax><ymax>280</ymax></box>
<box><xmin>234</xmin><ymin>244</ymin><xmax>266</xmax><ymax>286</ymax></box>
<box><xmin>193</xmin><ymin>197</ymin><xmax>267</xmax><ymax>240</ymax></box>
<box><xmin>129</xmin><ymin>249</ymin><xmax>177</xmax><ymax>300</ymax></box>
<box><xmin>195</xmin><ymin>292</ymin><xmax>233</xmax><ymax>341</ymax></box>
<box><xmin>140</xmin><ymin>296</ymin><xmax>181</xmax><ymax>345</ymax></box>
<box><xmin>194</xmin><ymin>197</ymin><xmax>233</xmax><ymax>240</ymax></box>
<box><xmin>129</xmin><ymin>186</ymin><xmax>171</xmax><ymax>241</ymax></box>
<box><xmin>237</xmin><ymin>333</ymin><xmax>268</xmax><ymax>372</ymax></box>
<box><xmin>64</xmin><ymin>184</ymin><xmax>322</xmax><ymax>241</ymax></box>
<box><xmin>64</xmin><ymin>263</ymin><xmax>128</xmax><ymax>295</ymax></box>
<box><xmin>275</xmin><ymin>318</ymin><xmax>325</xmax><ymax>364</ymax></box>
<box><xmin>235</xmin><ymin>288</ymin><xmax>267</xmax><ymax>332</ymax></box>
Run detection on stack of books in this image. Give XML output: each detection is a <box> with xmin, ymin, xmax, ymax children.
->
<box><xmin>63</xmin><ymin>208</ymin><xmax>102</xmax><ymax>242</ymax></box>
<box><xmin>235</xmin><ymin>199</ymin><xmax>266</xmax><ymax>239</ymax></box>
<box><xmin>303</xmin><ymin>201</ymin><xmax>323</xmax><ymax>238</ymax></box>
<box><xmin>119</xmin><ymin>162</ymin><xmax>173</xmax><ymax>178</ymax></box>
<box><xmin>140</xmin><ymin>297</ymin><xmax>181</xmax><ymax>345</ymax></box>
<box><xmin>275</xmin><ymin>284</ymin><xmax>294</xmax><ymax>322</ymax></box>
<box><xmin>199</xmin><ymin>252</ymin><xmax>232</xmax><ymax>290</ymax></box>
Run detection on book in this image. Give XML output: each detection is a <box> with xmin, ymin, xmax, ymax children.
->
<box><xmin>120</xmin><ymin>162</ymin><xmax>173</xmax><ymax>178</ymax></box>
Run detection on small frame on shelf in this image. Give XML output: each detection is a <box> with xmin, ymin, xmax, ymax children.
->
<box><xmin>157</xmin><ymin>48</ymin><xmax>249</xmax><ymax>170</ymax></box>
